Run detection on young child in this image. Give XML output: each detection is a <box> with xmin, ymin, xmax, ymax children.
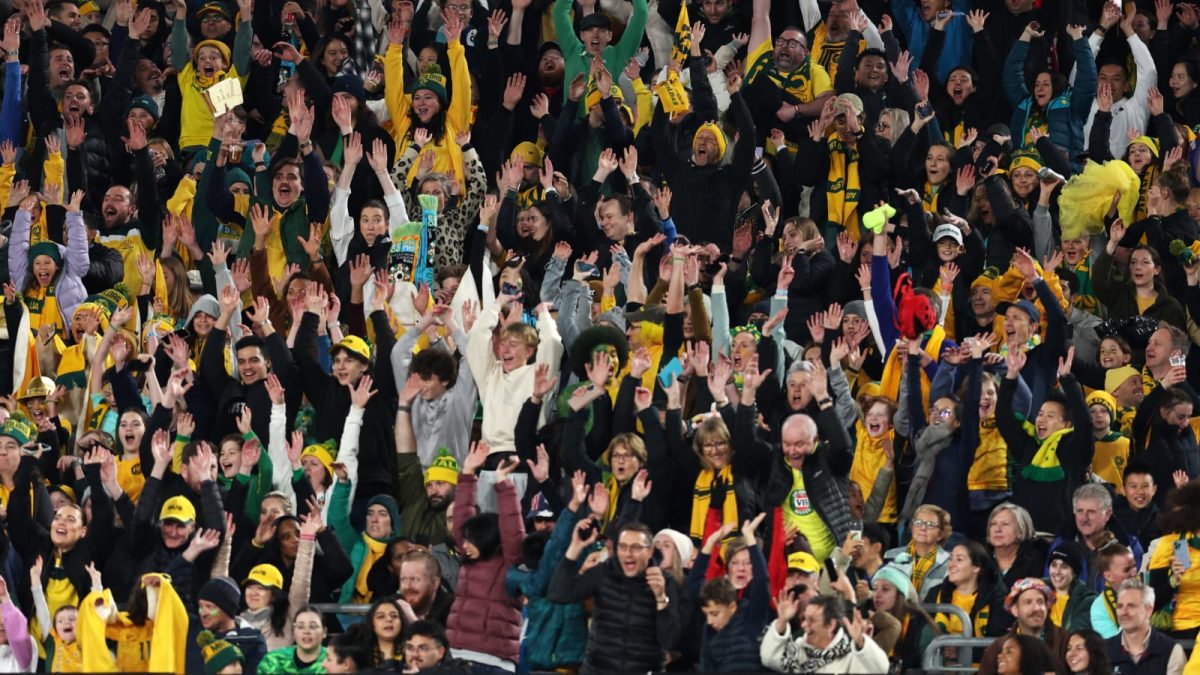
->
<box><xmin>1085</xmin><ymin>391</ymin><xmax>1130</xmax><ymax>493</ymax></box>
<box><xmin>31</xmin><ymin>556</ymin><xmax>81</xmax><ymax>671</ymax></box>
<box><xmin>693</xmin><ymin>515</ymin><xmax>771</xmax><ymax>671</ymax></box>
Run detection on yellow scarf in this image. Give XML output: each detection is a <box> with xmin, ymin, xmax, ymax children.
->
<box><xmin>968</xmin><ymin>418</ymin><xmax>1010</xmax><ymax>491</ymax></box>
<box><xmin>79</xmin><ymin>574</ymin><xmax>187</xmax><ymax>673</ymax></box>
<box><xmin>23</xmin><ymin>286</ymin><xmax>64</xmax><ymax>337</ymax></box>
<box><xmin>825</xmin><ymin>136</ymin><xmax>862</xmax><ymax>240</ymax></box>
<box><xmin>1020</xmin><ymin>421</ymin><xmax>1073</xmax><ymax>482</ymax></box>
<box><xmin>879</xmin><ymin>326</ymin><xmax>945</xmax><ymax>403</ymax></box>
<box><xmin>850</xmin><ymin>423</ymin><xmax>897</xmax><ymax>522</ymax></box>
<box><xmin>908</xmin><ymin>541</ymin><xmax>938</xmax><ymax>592</ymax></box>
<box><xmin>165</xmin><ymin>175</ymin><xmax>196</xmax><ymax>218</ymax></box>
<box><xmin>690</xmin><ymin>465</ymin><xmax>739</xmax><ymax>541</ymax></box>
<box><xmin>354</xmin><ymin>535</ymin><xmax>388</xmax><ymax>602</ymax></box>
<box><xmin>923</xmin><ymin>181</ymin><xmax>944</xmax><ymax>215</ymax></box>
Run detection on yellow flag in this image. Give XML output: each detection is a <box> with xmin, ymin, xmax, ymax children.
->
<box><xmin>672</xmin><ymin>3</ymin><xmax>691</xmax><ymax>64</ymax></box>
<box><xmin>655</xmin><ymin>68</ymin><xmax>691</xmax><ymax>114</ymax></box>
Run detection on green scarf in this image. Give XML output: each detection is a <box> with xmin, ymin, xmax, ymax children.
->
<box><xmin>1020</xmin><ymin>419</ymin><xmax>1072</xmax><ymax>482</ymax></box>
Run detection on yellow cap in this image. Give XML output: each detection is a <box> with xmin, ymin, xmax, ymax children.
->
<box><xmin>330</xmin><ymin>335</ymin><xmax>371</xmax><ymax>363</ymax></box>
<box><xmin>244</xmin><ymin>564</ymin><xmax>284</xmax><ymax>590</ymax></box>
<box><xmin>159</xmin><ymin>496</ymin><xmax>197</xmax><ymax>524</ymax></box>
<box><xmin>510</xmin><ymin>141</ymin><xmax>544</xmax><ymax>166</ymax></box>
<box><xmin>787</xmin><ymin>551</ymin><xmax>820</xmax><ymax>573</ymax></box>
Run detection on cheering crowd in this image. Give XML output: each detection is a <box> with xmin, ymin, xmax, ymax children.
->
<box><xmin>2</xmin><ymin>0</ymin><xmax>1200</xmax><ymax>671</ymax></box>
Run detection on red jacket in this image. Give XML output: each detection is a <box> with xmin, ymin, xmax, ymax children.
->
<box><xmin>444</xmin><ymin>474</ymin><xmax>525</xmax><ymax>664</ymax></box>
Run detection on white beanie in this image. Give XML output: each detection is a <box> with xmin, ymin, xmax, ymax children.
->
<box><xmin>655</xmin><ymin>529</ymin><xmax>696</xmax><ymax>566</ymax></box>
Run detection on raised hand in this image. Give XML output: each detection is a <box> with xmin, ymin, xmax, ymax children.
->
<box><xmin>349</xmin><ymin>374</ymin><xmax>377</xmax><ymax>408</ymax></box>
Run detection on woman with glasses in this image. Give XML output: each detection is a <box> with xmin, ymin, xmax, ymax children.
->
<box><xmin>883</xmin><ymin>504</ymin><xmax>953</xmax><ymax>597</ymax></box>
<box><xmin>895</xmin><ymin>336</ymin><xmax>990</xmax><ymax>540</ymax></box>
<box><xmin>256</xmin><ymin>606</ymin><xmax>328</xmax><ymax>673</ymax></box>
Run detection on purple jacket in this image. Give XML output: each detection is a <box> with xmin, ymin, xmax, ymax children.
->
<box><xmin>9</xmin><ymin>208</ymin><xmax>89</xmax><ymax>329</ymax></box>
<box><xmin>445</xmin><ymin>474</ymin><xmax>525</xmax><ymax>665</ymax></box>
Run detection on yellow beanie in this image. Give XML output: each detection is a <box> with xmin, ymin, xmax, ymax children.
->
<box><xmin>425</xmin><ymin>448</ymin><xmax>459</xmax><ymax>485</ymax></box>
<box><xmin>694</xmin><ymin>122</ymin><xmax>727</xmax><ymax>159</ymax></box>
<box><xmin>301</xmin><ymin>444</ymin><xmax>335</xmax><ymax>479</ymax></box>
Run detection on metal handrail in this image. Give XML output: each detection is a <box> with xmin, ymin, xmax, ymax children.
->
<box><xmin>920</xmin><ymin>603</ymin><xmax>973</xmax><ymax>637</ymax></box>
<box><xmin>922</xmin><ymin>636</ymin><xmax>998</xmax><ymax>672</ymax></box>
<box><xmin>309</xmin><ymin>603</ymin><xmax>372</xmax><ymax>615</ymax></box>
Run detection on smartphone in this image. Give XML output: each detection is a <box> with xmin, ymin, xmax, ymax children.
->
<box><xmin>916</xmin><ymin>101</ymin><xmax>933</xmax><ymax>119</ymax></box>
<box><xmin>650</xmin><ymin>549</ymin><xmax>664</xmax><ymax>568</ymax></box>
<box><xmin>754</xmin><ymin>146</ymin><xmax>764</xmax><ymax>160</ymax></box>
<box><xmin>1170</xmin><ymin>354</ymin><xmax>1187</xmax><ymax>367</ymax></box>
<box><xmin>1175</xmin><ymin>538</ymin><xmax>1193</xmax><ymax>570</ymax></box>
<box><xmin>576</xmin><ymin>262</ymin><xmax>600</xmax><ymax>279</ymax></box>
<box><xmin>501</xmin><ymin>282</ymin><xmax>522</xmax><ymax>297</ymax></box>
<box><xmin>658</xmin><ymin>357</ymin><xmax>684</xmax><ymax>388</ymax></box>
<box><xmin>824</xmin><ymin>557</ymin><xmax>840</xmax><ymax>583</ymax></box>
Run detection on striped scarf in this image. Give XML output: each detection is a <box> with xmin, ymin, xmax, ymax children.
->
<box><xmin>923</xmin><ymin>180</ymin><xmax>944</xmax><ymax>215</ymax></box>
<box><xmin>908</xmin><ymin>541</ymin><xmax>938</xmax><ymax>592</ymax></box>
<box><xmin>825</xmin><ymin>136</ymin><xmax>862</xmax><ymax>239</ymax></box>
<box><xmin>1019</xmin><ymin>421</ymin><xmax>1072</xmax><ymax>482</ymax></box>
<box><xmin>1069</xmin><ymin>255</ymin><xmax>1101</xmax><ymax>316</ymax></box>
<box><xmin>690</xmin><ymin>465</ymin><xmax>739</xmax><ymax>542</ymax></box>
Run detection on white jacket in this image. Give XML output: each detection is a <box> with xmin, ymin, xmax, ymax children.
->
<box><xmin>760</xmin><ymin>623</ymin><xmax>890</xmax><ymax>674</ymax></box>
<box><xmin>1082</xmin><ymin>32</ymin><xmax>1156</xmax><ymax>159</ymax></box>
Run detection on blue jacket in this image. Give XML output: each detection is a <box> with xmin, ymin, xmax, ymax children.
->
<box><xmin>505</xmin><ymin>506</ymin><xmax>588</xmax><ymax>670</ymax></box>
<box><xmin>1003</xmin><ymin>38</ymin><xmax>1097</xmax><ymax>169</ymax></box>
<box><xmin>891</xmin><ymin>0</ymin><xmax>972</xmax><ymax>83</ymax></box>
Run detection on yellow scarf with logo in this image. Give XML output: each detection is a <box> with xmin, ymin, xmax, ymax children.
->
<box><xmin>825</xmin><ymin>136</ymin><xmax>862</xmax><ymax>240</ymax></box>
<box><xmin>23</xmin><ymin>286</ymin><xmax>64</xmax><ymax>337</ymax></box>
<box><xmin>923</xmin><ymin>181</ymin><xmax>944</xmax><ymax>215</ymax></box>
<box><xmin>79</xmin><ymin>574</ymin><xmax>187</xmax><ymax>674</ymax></box>
<box><xmin>690</xmin><ymin>465</ymin><xmax>739</xmax><ymax>542</ymax></box>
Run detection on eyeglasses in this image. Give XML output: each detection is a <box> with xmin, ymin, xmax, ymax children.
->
<box><xmin>201</xmin><ymin>14</ymin><xmax>228</xmax><ymax>23</ymax></box>
<box><xmin>931</xmin><ymin>407</ymin><xmax>954</xmax><ymax>418</ymax></box>
<box><xmin>610</xmin><ymin>451</ymin><xmax>637</xmax><ymax>461</ymax></box>
<box><xmin>776</xmin><ymin>38</ymin><xmax>805</xmax><ymax>50</ymax></box>
<box><xmin>702</xmin><ymin>440</ymin><xmax>730</xmax><ymax>450</ymax></box>
<box><xmin>617</xmin><ymin>543</ymin><xmax>649</xmax><ymax>553</ymax></box>
<box><xmin>405</xmin><ymin>643</ymin><xmax>438</xmax><ymax>654</ymax></box>
<box><xmin>912</xmin><ymin>518</ymin><xmax>939</xmax><ymax>529</ymax></box>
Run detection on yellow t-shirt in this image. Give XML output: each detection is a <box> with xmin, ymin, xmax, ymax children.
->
<box><xmin>1050</xmin><ymin>589</ymin><xmax>1069</xmax><ymax>627</ymax></box>
<box><xmin>938</xmin><ymin>590</ymin><xmax>977</xmax><ymax>636</ymax></box>
<box><xmin>782</xmin><ymin>467</ymin><xmax>837</xmax><ymax>562</ymax></box>
<box><xmin>1149</xmin><ymin>533</ymin><xmax>1200</xmax><ymax>630</ymax></box>
<box><xmin>1135</xmin><ymin>293</ymin><xmax>1156</xmax><ymax>315</ymax></box>
<box><xmin>968</xmin><ymin>419</ymin><xmax>1009</xmax><ymax>492</ymax></box>
<box><xmin>745</xmin><ymin>40</ymin><xmax>831</xmax><ymax>104</ymax></box>
<box><xmin>850</xmin><ymin>423</ymin><xmax>896</xmax><ymax>522</ymax></box>
<box><xmin>117</xmin><ymin>456</ymin><xmax>145</xmax><ymax>504</ymax></box>
<box><xmin>1092</xmin><ymin>435</ymin><xmax>1130</xmax><ymax>494</ymax></box>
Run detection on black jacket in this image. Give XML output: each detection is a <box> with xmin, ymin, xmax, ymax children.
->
<box><xmin>1107</xmin><ymin>629</ymin><xmax>1184</xmax><ymax>675</ymax></box>
<box><xmin>546</xmin><ymin>556</ymin><xmax>683</xmax><ymax>674</ymax></box>
<box><xmin>1113</xmin><ymin>496</ymin><xmax>1161</xmax><ymax>548</ymax></box>
<box><xmin>1133</xmin><ymin>384</ymin><xmax>1200</xmax><ymax>508</ymax></box>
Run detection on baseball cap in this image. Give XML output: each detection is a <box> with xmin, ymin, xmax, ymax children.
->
<box><xmin>159</xmin><ymin>496</ymin><xmax>197</xmax><ymax>524</ymax></box>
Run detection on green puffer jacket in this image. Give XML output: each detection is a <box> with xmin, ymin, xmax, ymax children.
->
<box><xmin>256</xmin><ymin>645</ymin><xmax>326</xmax><ymax>674</ymax></box>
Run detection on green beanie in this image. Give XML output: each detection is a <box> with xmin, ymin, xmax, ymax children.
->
<box><xmin>28</xmin><ymin>241</ymin><xmax>63</xmax><ymax>268</ymax></box>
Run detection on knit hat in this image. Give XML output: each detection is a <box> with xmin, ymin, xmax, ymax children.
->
<box><xmin>424</xmin><ymin>448</ymin><xmax>459</xmax><ymax>486</ymax></box>
<box><xmin>366</xmin><ymin>495</ymin><xmax>402</xmax><ymax>539</ymax></box>
<box><xmin>126</xmin><ymin>95</ymin><xmax>160</xmax><ymax>121</ymax></box>
<box><xmin>410</xmin><ymin>65</ymin><xmax>448</xmax><ymax>102</ymax></box>
<box><xmin>1086</xmin><ymin>390</ymin><xmax>1117</xmax><ymax>422</ymax></box>
<box><xmin>1004</xmin><ymin>577</ymin><xmax>1056</xmax><ymax>614</ymax></box>
<box><xmin>300</xmin><ymin>443</ymin><xmax>335</xmax><ymax>479</ymax></box>
<box><xmin>330</xmin><ymin>335</ymin><xmax>372</xmax><ymax>364</ymax></box>
<box><xmin>1129</xmin><ymin>136</ymin><xmax>1160</xmax><ymax>158</ymax></box>
<box><xmin>28</xmin><ymin>241</ymin><xmax>64</xmax><ymax>268</ymax></box>
<box><xmin>693</xmin><ymin>122</ymin><xmax>727</xmax><ymax>160</ymax></box>
<box><xmin>193</xmin><ymin>38</ymin><xmax>231</xmax><ymax>66</ymax></box>
<box><xmin>1049</xmin><ymin>541</ymin><xmax>1086</xmax><ymax>580</ymax></box>
<box><xmin>570</xmin><ymin>325</ymin><xmax>629</xmax><ymax>379</ymax></box>
<box><xmin>655</xmin><ymin>529</ymin><xmax>695</xmax><ymax>565</ymax></box>
<box><xmin>1008</xmin><ymin>150</ymin><xmax>1043</xmax><ymax>174</ymax></box>
<box><xmin>198</xmin><ymin>630</ymin><xmax>244</xmax><ymax>675</ymax></box>
<box><xmin>0</xmin><ymin>414</ymin><xmax>33</xmax><ymax>446</ymax></box>
<box><xmin>159</xmin><ymin>496</ymin><xmax>197</xmax><ymax>524</ymax></box>
<box><xmin>244</xmin><ymin>564</ymin><xmax>284</xmax><ymax>590</ymax></box>
<box><xmin>511</xmin><ymin>141</ymin><xmax>544</xmax><ymax>166</ymax></box>
<box><xmin>843</xmin><ymin>300</ymin><xmax>867</xmax><ymax>320</ymax></box>
<box><xmin>873</xmin><ymin>565</ymin><xmax>918</xmax><ymax>604</ymax></box>
<box><xmin>187</xmin><ymin>294</ymin><xmax>222</xmax><ymax>327</ymax></box>
<box><xmin>972</xmin><ymin>267</ymin><xmax>1001</xmax><ymax>291</ymax></box>
<box><xmin>225</xmin><ymin>166</ymin><xmax>251</xmax><ymax>190</ymax></box>
<box><xmin>1105</xmin><ymin>365</ymin><xmax>1141</xmax><ymax>394</ymax></box>
<box><xmin>199</xmin><ymin>577</ymin><xmax>242</xmax><ymax>620</ymax></box>
<box><xmin>79</xmin><ymin>1</ymin><xmax>101</xmax><ymax>16</ymax></box>
<box><xmin>331</xmin><ymin>75</ymin><xmax>367</xmax><ymax>104</ymax></box>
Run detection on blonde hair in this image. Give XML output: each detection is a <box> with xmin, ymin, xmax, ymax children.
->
<box><xmin>913</xmin><ymin>504</ymin><xmax>953</xmax><ymax>544</ymax></box>
<box><xmin>692</xmin><ymin>416</ymin><xmax>731</xmax><ymax>467</ymax></box>
<box><xmin>607</xmin><ymin>433</ymin><xmax>647</xmax><ymax>465</ymax></box>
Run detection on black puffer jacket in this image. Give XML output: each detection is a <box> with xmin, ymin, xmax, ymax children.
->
<box><xmin>547</xmin><ymin>556</ymin><xmax>683</xmax><ymax>674</ymax></box>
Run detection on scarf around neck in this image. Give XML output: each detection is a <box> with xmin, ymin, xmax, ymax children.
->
<box><xmin>690</xmin><ymin>465</ymin><xmax>738</xmax><ymax>542</ymax></box>
<box><xmin>901</xmin><ymin>422</ymin><xmax>956</xmax><ymax>521</ymax></box>
<box><xmin>1020</xmin><ymin>420</ymin><xmax>1073</xmax><ymax>482</ymax></box>
<box><xmin>791</xmin><ymin>628</ymin><xmax>853</xmax><ymax>672</ymax></box>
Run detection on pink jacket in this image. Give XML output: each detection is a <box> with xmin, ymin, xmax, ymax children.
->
<box><xmin>444</xmin><ymin>474</ymin><xmax>525</xmax><ymax>664</ymax></box>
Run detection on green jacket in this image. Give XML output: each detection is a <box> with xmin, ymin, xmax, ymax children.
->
<box><xmin>552</xmin><ymin>0</ymin><xmax>649</xmax><ymax>106</ymax></box>
<box><xmin>257</xmin><ymin>645</ymin><xmax>326</xmax><ymax>674</ymax></box>
<box><xmin>393</xmin><ymin>452</ymin><xmax>450</xmax><ymax>546</ymax></box>
<box><xmin>1059</xmin><ymin>579</ymin><xmax>1098</xmax><ymax>632</ymax></box>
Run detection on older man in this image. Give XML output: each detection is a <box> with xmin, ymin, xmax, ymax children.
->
<box><xmin>1047</xmin><ymin>483</ymin><xmax>1144</xmax><ymax>591</ymax></box>
<box><xmin>1106</xmin><ymin>579</ymin><xmax>1186</xmax><ymax>674</ymax></box>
